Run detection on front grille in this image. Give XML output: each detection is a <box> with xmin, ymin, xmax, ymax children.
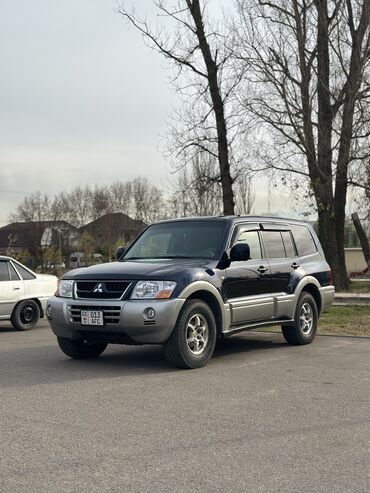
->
<box><xmin>75</xmin><ymin>281</ymin><xmax>131</xmax><ymax>300</ymax></box>
<box><xmin>68</xmin><ymin>305</ymin><xmax>121</xmax><ymax>324</ymax></box>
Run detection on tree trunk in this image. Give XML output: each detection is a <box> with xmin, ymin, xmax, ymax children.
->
<box><xmin>316</xmin><ymin>199</ymin><xmax>338</xmax><ymax>282</ymax></box>
<box><xmin>188</xmin><ymin>0</ymin><xmax>235</xmax><ymax>215</ymax></box>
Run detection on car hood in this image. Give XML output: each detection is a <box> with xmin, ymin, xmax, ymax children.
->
<box><xmin>64</xmin><ymin>259</ymin><xmax>218</xmax><ymax>280</ymax></box>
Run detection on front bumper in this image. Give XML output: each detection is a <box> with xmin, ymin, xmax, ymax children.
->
<box><xmin>47</xmin><ymin>296</ymin><xmax>186</xmax><ymax>344</ymax></box>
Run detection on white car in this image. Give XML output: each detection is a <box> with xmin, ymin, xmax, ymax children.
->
<box><xmin>0</xmin><ymin>256</ymin><xmax>58</xmax><ymax>330</ymax></box>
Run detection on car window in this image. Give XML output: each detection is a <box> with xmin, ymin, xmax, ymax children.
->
<box><xmin>281</xmin><ymin>231</ymin><xmax>296</xmax><ymax>257</ymax></box>
<box><xmin>13</xmin><ymin>261</ymin><xmax>36</xmax><ymax>280</ymax></box>
<box><xmin>8</xmin><ymin>262</ymin><xmax>21</xmax><ymax>280</ymax></box>
<box><xmin>0</xmin><ymin>261</ymin><xmax>10</xmax><ymax>281</ymax></box>
<box><xmin>235</xmin><ymin>230</ymin><xmax>262</xmax><ymax>260</ymax></box>
<box><xmin>291</xmin><ymin>225</ymin><xmax>317</xmax><ymax>256</ymax></box>
<box><xmin>261</xmin><ymin>231</ymin><xmax>286</xmax><ymax>258</ymax></box>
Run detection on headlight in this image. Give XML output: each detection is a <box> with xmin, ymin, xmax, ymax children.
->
<box><xmin>56</xmin><ymin>280</ymin><xmax>74</xmax><ymax>298</ymax></box>
<box><xmin>131</xmin><ymin>281</ymin><xmax>177</xmax><ymax>299</ymax></box>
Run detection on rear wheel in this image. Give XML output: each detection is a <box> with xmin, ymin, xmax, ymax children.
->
<box><xmin>57</xmin><ymin>337</ymin><xmax>107</xmax><ymax>359</ymax></box>
<box><xmin>282</xmin><ymin>292</ymin><xmax>318</xmax><ymax>345</ymax></box>
<box><xmin>163</xmin><ymin>299</ymin><xmax>217</xmax><ymax>369</ymax></box>
<box><xmin>11</xmin><ymin>300</ymin><xmax>40</xmax><ymax>331</ymax></box>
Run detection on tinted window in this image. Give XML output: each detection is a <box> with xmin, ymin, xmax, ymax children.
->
<box><xmin>261</xmin><ymin>231</ymin><xmax>286</xmax><ymax>258</ymax></box>
<box><xmin>124</xmin><ymin>221</ymin><xmax>227</xmax><ymax>260</ymax></box>
<box><xmin>281</xmin><ymin>231</ymin><xmax>296</xmax><ymax>257</ymax></box>
<box><xmin>292</xmin><ymin>225</ymin><xmax>317</xmax><ymax>256</ymax></box>
<box><xmin>13</xmin><ymin>262</ymin><xmax>36</xmax><ymax>280</ymax></box>
<box><xmin>0</xmin><ymin>261</ymin><xmax>10</xmax><ymax>281</ymax></box>
<box><xmin>8</xmin><ymin>262</ymin><xmax>21</xmax><ymax>280</ymax></box>
<box><xmin>235</xmin><ymin>230</ymin><xmax>262</xmax><ymax>260</ymax></box>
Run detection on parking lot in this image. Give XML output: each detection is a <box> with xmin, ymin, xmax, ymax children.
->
<box><xmin>1</xmin><ymin>321</ymin><xmax>369</xmax><ymax>493</ymax></box>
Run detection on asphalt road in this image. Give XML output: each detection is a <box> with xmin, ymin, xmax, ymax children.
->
<box><xmin>1</xmin><ymin>321</ymin><xmax>369</xmax><ymax>493</ymax></box>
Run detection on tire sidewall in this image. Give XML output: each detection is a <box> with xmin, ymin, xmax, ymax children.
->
<box><xmin>12</xmin><ymin>300</ymin><xmax>40</xmax><ymax>331</ymax></box>
<box><xmin>295</xmin><ymin>292</ymin><xmax>318</xmax><ymax>343</ymax></box>
<box><xmin>177</xmin><ymin>300</ymin><xmax>217</xmax><ymax>367</ymax></box>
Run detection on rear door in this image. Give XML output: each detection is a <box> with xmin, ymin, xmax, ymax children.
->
<box><xmin>260</xmin><ymin>224</ymin><xmax>300</xmax><ymax>318</ymax></box>
<box><xmin>0</xmin><ymin>260</ymin><xmax>24</xmax><ymax>318</ymax></box>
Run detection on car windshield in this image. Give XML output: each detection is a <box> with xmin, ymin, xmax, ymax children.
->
<box><xmin>123</xmin><ymin>220</ymin><xmax>227</xmax><ymax>260</ymax></box>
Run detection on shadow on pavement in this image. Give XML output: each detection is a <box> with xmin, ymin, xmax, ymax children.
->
<box><xmin>0</xmin><ymin>330</ymin><xmax>290</xmax><ymax>389</ymax></box>
<box><xmin>0</xmin><ymin>322</ymin><xmax>17</xmax><ymax>333</ymax></box>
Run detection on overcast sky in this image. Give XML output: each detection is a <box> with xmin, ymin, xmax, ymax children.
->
<box><xmin>0</xmin><ymin>0</ymin><xmax>290</xmax><ymax>225</ymax></box>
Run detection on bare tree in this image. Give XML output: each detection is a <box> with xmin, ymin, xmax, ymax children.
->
<box><xmin>52</xmin><ymin>186</ymin><xmax>93</xmax><ymax>227</ymax></box>
<box><xmin>110</xmin><ymin>181</ymin><xmax>132</xmax><ymax>216</ymax></box>
<box><xmin>235</xmin><ymin>175</ymin><xmax>255</xmax><ymax>214</ymax></box>
<box><xmin>10</xmin><ymin>191</ymin><xmax>52</xmax><ymax>223</ymax></box>
<box><xmin>235</xmin><ymin>0</ymin><xmax>370</xmax><ymax>289</ymax></box>
<box><xmin>131</xmin><ymin>177</ymin><xmax>165</xmax><ymax>223</ymax></box>
<box><xmin>119</xmin><ymin>0</ymin><xmax>241</xmax><ymax>215</ymax></box>
<box><xmin>170</xmin><ymin>152</ymin><xmax>223</xmax><ymax>216</ymax></box>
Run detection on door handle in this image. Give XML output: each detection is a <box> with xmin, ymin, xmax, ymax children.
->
<box><xmin>257</xmin><ymin>266</ymin><xmax>268</xmax><ymax>273</ymax></box>
<box><xmin>12</xmin><ymin>287</ymin><xmax>20</xmax><ymax>291</ymax></box>
<box><xmin>291</xmin><ymin>262</ymin><xmax>300</xmax><ymax>269</ymax></box>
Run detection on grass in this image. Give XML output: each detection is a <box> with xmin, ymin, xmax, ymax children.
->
<box><xmin>318</xmin><ymin>305</ymin><xmax>370</xmax><ymax>337</ymax></box>
<box><xmin>261</xmin><ymin>305</ymin><xmax>370</xmax><ymax>338</ymax></box>
<box><xmin>348</xmin><ymin>280</ymin><xmax>370</xmax><ymax>293</ymax></box>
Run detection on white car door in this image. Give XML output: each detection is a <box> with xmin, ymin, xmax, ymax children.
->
<box><xmin>0</xmin><ymin>260</ymin><xmax>24</xmax><ymax>319</ymax></box>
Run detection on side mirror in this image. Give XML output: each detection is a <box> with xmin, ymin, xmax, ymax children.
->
<box><xmin>116</xmin><ymin>246</ymin><xmax>126</xmax><ymax>260</ymax></box>
<box><xmin>230</xmin><ymin>243</ymin><xmax>251</xmax><ymax>262</ymax></box>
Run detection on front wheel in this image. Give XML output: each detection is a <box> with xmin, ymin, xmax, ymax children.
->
<box><xmin>163</xmin><ymin>299</ymin><xmax>217</xmax><ymax>369</ymax></box>
<box><xmin>11</xmin><ymin>300</ymin><xmax>40</xmax><ymax>331</ymax></box>
<box><xmin>282</xmin><ymin>292</ymin><xmax>318</xmax><ymax>345</ymax></box>
<box><xmin>57</xmin><ymin>337</ymin><xmax>107</xmax><ymax>359</ymax></box>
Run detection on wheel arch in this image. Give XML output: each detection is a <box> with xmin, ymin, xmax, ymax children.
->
<box><xmin>294</xmin><ymin>276</ymin><xmax>322</xmax><ymax>315</ymax></box>
<box><xmin>32</xmin><ymin>298</ymin><xmax>44</xmax><ymax>317</ymax></box>
<box><xmin>11</xmin><ymin>298</ymin><xmax>43</xmax><ymax>318</ymax></box>
<box><xmin>187</xmin><ymin>290</ymin><xmax>223</xmax><ymax>336</ymax></box>
<box><xmin>179</xmin><ymin>281</ymin><xmax>230</xmax><ymax>334</ymax></box>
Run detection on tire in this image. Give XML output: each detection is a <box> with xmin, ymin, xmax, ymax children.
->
<box><xmin>163</xmin><ymin>299</ymin><xmax>217</xmax><ymax>369</ymax></box>
<box><xmin>57</xmin><ymin>337</ymin><xmax>107</xmax><ymax>359</ymax></box>
<box><xmin>11</xmin><ymin>300</ymin><xmax>40</xmax><ymax>331</ymax></box>
<box><xmin>282</xmin><ymin>292</ymin><xmax>318</xmax><ymax>345</ymax></box>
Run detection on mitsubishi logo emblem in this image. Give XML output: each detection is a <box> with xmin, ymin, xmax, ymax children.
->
<box><xmin>93</xmin><ymin>283</ymin><xmax>104</xmax><ymax>293</ymax></box>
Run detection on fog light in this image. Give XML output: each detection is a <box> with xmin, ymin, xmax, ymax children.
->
<box><xmin>143</xmin><ymin>307</ymin><xmax>156</xmax><ymax>320</ymax></box>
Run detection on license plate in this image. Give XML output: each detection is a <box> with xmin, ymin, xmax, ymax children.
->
<box><xmin>81</xmin><ymin>310</ymin><xmax>104</xmax><ymax>326</ymax></box>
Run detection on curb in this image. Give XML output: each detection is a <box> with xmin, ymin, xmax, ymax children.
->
<box><xmin>334</xmin><ymin>293</ymin><xmax>370</xmax><ymax>305</ymax></box>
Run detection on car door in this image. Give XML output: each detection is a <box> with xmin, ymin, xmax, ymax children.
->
<box><xmin>260</xmin><ymin>225</ymin><xmax>300</xmax><ymax>319</ymax></box>
<box><xmin>224</xmin><ymin>224</ymin><xmax>274</xmax><ymax>325</ymax></box>
<box><xmin>0</xmin><ymin>260</ymin><xmax>24</xmax><ymax>318</ymax></box>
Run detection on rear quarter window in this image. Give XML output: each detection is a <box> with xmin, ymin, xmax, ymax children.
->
<box><xmin>13</xmin><ymin>262</ymin><xmax>36</xmax><ymax>280</ymax></box>
<box><xmin>291</xmin><ymin>225</ymin><xmax>317</xmax><ymax>256</ymax></box>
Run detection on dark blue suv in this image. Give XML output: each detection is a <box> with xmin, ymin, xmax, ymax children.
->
<box><xmin>48</xmin><ymin>216</ymin><xmax>335</xmax><ymax>368</ymax></box>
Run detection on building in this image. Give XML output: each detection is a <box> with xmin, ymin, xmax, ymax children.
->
<box><xmin>79</xmin><ymin>213</ymin><xmax>146</xmax><ymax>251</ymax></box>
<box><xmin>0</xmin><ymin>221</ymin><xmax>80</xmax><ymax>267</ymax></box>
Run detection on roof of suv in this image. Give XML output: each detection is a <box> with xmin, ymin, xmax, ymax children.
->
<box><xmin>154</xmin><ymin>215</ymin><xmax>311</xmax><ymax>226</ymax></box>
